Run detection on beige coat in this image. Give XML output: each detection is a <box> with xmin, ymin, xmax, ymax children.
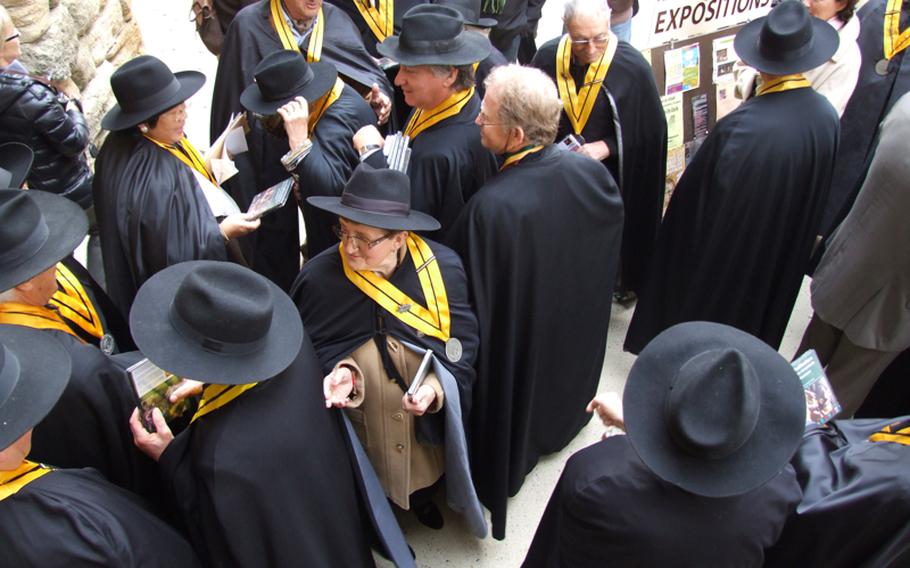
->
<box><xmin>337</xmin><ymin>336</ymin><xmax>445</xmax><ymax>509</ymax></box>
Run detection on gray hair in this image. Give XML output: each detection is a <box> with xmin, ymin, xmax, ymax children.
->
<box><xmin>428</xmin><ymin>64</ymin><xmax>476</xmax><ymax>92</ymax></box>
<box><xmin>564</xmin><ymin>0</ymin><xmax>612</xmax><ymax>25</ymax></box>
<box><xmin>483</xmin><ymin>64</ymin><xmax>562</xmax><ymax>147</ymax></box>
<box><xmin>0</xmin><ymin>6</ymin><xmax>13</xmax><ymax>52</ymax></box>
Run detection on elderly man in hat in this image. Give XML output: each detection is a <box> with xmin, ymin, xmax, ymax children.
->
<box><xmin>291</xmin><ymin>163</ymin><xmax>485</xmax><ymax>535</ymax></box>
<box><xmin>446</xmin><ymin>64</ymin><xmax>624</xmax><ymax>540</ymax></box>
<box><xmin>0</xmin><ymin>190</ymin><xmax>157</xmax><ymax>500</ymax></box>
<box><xmin>531</xmin><ymin>0</ymin><xmax>666</xmax><ymax>302</ymax></box>
<box><xmin>0</xmin><ymin>326</ymin><xmax>201</xmax><ymax>566</ymax></box>
<box><xmin>525</xmin><ymin>322</ymin><xmax>806</xmax><ymax>566</ymax></box>
<box><xmin>625</xmin><ymin>1</ymin><xmax>840</xmax><ymax>353</ymax></box>
<box><xmin>129</xmin><ymin>260</ymin><xmax>413</xmax><ymax>567</ymax></box>
<box><xmin>354</xmin><ymin>4</ymin><xmax>498</xmax><ymax>237</ymax></box>
<box><xmin>239</xmin><ymin>50</ymin><xmax>376</xmax><ymax>285</ymax></box>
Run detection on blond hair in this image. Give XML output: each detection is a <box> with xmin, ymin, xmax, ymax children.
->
<box><xmin>484</xmin><ymin>64</ymin><xmax>562</xmax><ymax>147</ymax></box>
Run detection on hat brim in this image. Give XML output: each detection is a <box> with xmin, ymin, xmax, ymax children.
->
<box><xmin>623</xmin><ymin>322</ymin><xmax>806</xmax><ymax>498</ymax></box>
<box><xmin>307</xmin><ymin>195</ymin><xmax>441</xmax><ymax>232</ymax></box>
<box><xmin>0</xmin><ymin>190</ymin><xmax>88</xmax><ymax>292</ymax></box>
<box><xmin>129</xmin><ymin>261</ymin><xmax>304</xmax><ymax>385</ymax></box>
<box><xmin>468</xmin><ymin>17</ymin><xmax>498</xmax><ymax>28</ymax></box>
<box><xmin>734</xmin><ymin>15</ymin><xmax>839</xmax><ymax>75</ymax></box>
<box><xmin>239</xmin><ymin>62</ymin><xmax>339</xmax><ymax>115</ymax></box>
<box><xmin>376</xmin><ymin>30</ymin><xmax>491</xmax><ymax>66</ymax></box>
<box><xmin>101</xmin><ymin>70</ymin><xmax>206</xmax><ymax>131</ymax></box>
<box><xmin>0</xmin><ymin>143</ymin><xmax>34</xmax><ymax>188</ymax></box>
<box><xmin>0</xmin><ymin>325</ymin><xmax>71</xmax><ymax>450</ymax></box>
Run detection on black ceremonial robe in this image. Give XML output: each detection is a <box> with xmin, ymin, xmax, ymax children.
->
<box><xmin>211</xmin><ymin>0</ymin><xmax>392</xmax><ymax>141</ymax></box>
<box><xmin>818</xmin><ymin>0</ymin><xmax>910</xmax><ymax>237</ymax></box>
<box><xmin>532</xmin><ymin>38</ymin><xmax>668</xmax><ymax>295</ymax></box>
<box><xmin>625</xmin><ymin>86</ymin><xmax>838</xmax><ymax>354</ymax></box>
<box><xmin>325</xmin><ymin>0</ymin><xmax>425</xmax><ymax>56</ymax></box>
<box><xmin>446</xmin><ymin>146</ymin><xmax>624</xmax><ymax>539</ymax></box>
<box><xmin>475</xmin><ymin>46</ymin><xmax>509</xmax><ymax>100</ymax></box>
<box><xmin>363</xmin><ymin>93</ymin><xmax>497</xmax><ymax>238</ymax></box>
<box><xmin>0</xmin><ymin>468</ymin><xmax>200</xmax><ymax>567</ymax></box>
<box><xmin>523</xmin><ymin>436</ymin><xmax>801</xmax><ymax>567</ymax></box>
<box><xmin>93</xmin><ymin>131</ymin><xmax>227</xmax><ymax>317</ymax></box>
<box><xmin>157</xmin><ymin>337</ymin><xmax>375</xmax><ymax>567</ymax></box>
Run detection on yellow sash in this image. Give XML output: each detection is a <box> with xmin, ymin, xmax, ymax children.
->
<box><xmin>50</xmin><ymin>262</ymin><xmax>104</xmax><ymax>342</ymax></box>
<box><xmin>869</xmin><ymin>418</ymin><xmax>910</xmax><ymax>445</ymax></box>
<box><xmin>404</xmin><ymin>87</ymin><xmax>475</xmax><ymax>140</ymax></box>
<box><xmin>884</xmin><ymin>0</ymin><xmax>910</xmax><ymax>60</ymax></box>
<box><xmin>756</xmin><ymin>74</ymin><xmax>811</xmax><ymax>96</ymax></box>
<box><xmin>555</xmin><ymin>32</ymin><xmax>617</xmax><ymax>135</ymax></box>
<box><xmin>309</xmin><ymin>78</ymin><xmax>345</xmax><ymax>133</ymax></box>
<box><xmin>0</xmin><ymin>461</ymin><xmax>52</xmax><ymax>501</ymax></box>
<box><xmin>499</xmin><ymin>145</ymin><xmax>544</xmax><ymax>171</ymax></box>
<box><xmin>270</xmin><ymin>0</ymin><xmax>324</xmax><ymax>62</ymax></box>
<box><xmin>0</xmin><ymin>302</ymin><xmax>82</xmax><ymax>341</ymax></box>
<box><xmin>354</xmin><ymin>0</ymin><xmax>394</xmax><ymax>42</ymax></box>
<box><xmin>191</xmin><ymin>383</ymin><xmax>258</xmax><ymax>423</ymax></box>
<box><xmin>144</xmin><ymin>135</ymin><xmax>219</xmax><ymax>186</ymax></box>
<box><xmin>340</xmin><ymin>234</ymin><xmax>451</xmax><ymax>342</ymax></box>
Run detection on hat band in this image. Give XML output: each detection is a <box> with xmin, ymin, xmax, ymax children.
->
<box><xmin>0</xmin><ymin>217</ymin><xmax>49</xmax><ymax>268</ymax></box>
<box><xmin>119</xmin><ymin>78</ymin><xmax>182</xmax><ymax>117</ymax></box>
<box><xmin>0</xmin><ymin>345</ymin><xmax>21</xmax><ymax>407</ymax></box>
<box><xmin>400</xmin><ymin>34</ymin><xmax>466</xmax><ymax>56</ymax></box>
<box><xmin>168</xmin><ymin>304</ymin><xmax>268</xmax><ymax>356</ymax></box>
<box><xmin>340</xmin><ymin>192</ymin><xmax>410</xmax><ymax>216</ymax></box>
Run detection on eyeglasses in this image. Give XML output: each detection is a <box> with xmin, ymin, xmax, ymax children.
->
<box><xmin>333</xmin><ymin>225</ymin><xmax>394</xmax><ymax>249</ymax></box>
<box><xmin>476</xmin><ymin>111</ymin><xmax>503</xmax><ymax>128</ymax></box>
<box><xmin>569</xmin><ymin>34</ymin><xmax>609</xmax><ymax>47</ymax></box>
<box><xmin>4</xmin><ymin>32</ymin><xmax>19</xmax><ymax>42</ymax></box>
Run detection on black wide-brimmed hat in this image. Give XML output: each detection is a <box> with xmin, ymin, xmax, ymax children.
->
<box><xmin>101</xmin><ymin>55</ymin><xmax>206</xmax><ymax>131</ymax></box>
<box><xmin>240</xmin><ymin>49</ymin><xmax>339</xmax><ymax>115</ymax></box>
<box><xmin>0</xmin><ymin>143</ymin><xmax>34</xmax><ymax>189</ymax></box>
<box><xmin>433</xmin><ymin>0</ymin><xmax>497</xmax><ymax>28</ymax></box>
<box><xmin>0</xmin><ymin>325</ymin><xmax>71</xmax><ymax>451</ymax></box>
<box><xmin>129</xmin><ymin>261</ymin><xmax>303</xmax><ymax>385</ymax></box>
<box><xmin>308</xmin><ymin>162</ymin><xmax>440</xmax><ymax>231</ymax></box>
<box><xmin>734</xmin><ymin>0</ymin><xmax>839</xmax><ymax>75</ymax></box>
<box><xmin>0</xmin><ymin>190</ymin><xmax>87</xmax><ymax>292</ymax></box>
<box><xmin>377</xmin><ymin>4</ymin><xmax>491</xmax><ymax>66</ymax></box>
<box><xmin>624</xmin><ymin>322</ymin><xmax>805</xmax><ymax>498</ymax></box>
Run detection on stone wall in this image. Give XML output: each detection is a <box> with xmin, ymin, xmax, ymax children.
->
<box><xmin>3</xmin><ymin>0</ymin><xmax>144</xmax><ymax>146</ymax></box>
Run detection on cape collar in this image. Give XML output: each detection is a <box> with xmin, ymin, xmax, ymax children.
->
<box><xmin>271</xmin><ymin>0</ymin><xmax>324</xmax><ymax>61</ymax></box>
<box><xmin>555</xmin><ymin>31</ymin><xmax>618</xmax><ymax>135</ymax></box>
<box><xmin>404</xmin><ymin>87</ymin><xmax>474</xmax><ymax>140</ymax></box>
<box><xmin>0</xmin><ymin>461</ymin><xmax>52</xmax><ymax>501</ymax></box>
<box><xmin>191</xmin><ymin>383</ymin><xmax>258</xmax><ymax>423</ymax></box>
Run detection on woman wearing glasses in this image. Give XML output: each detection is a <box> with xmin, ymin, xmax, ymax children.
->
<box><xmin>291</xmin><ymin>163</ymin><xmax>487</xmax><ymax>538</ymax></box>
<box><xmin>93</xmin><ymin>55</ymin><xmax>259</xmax><ymax>316</ymax></box>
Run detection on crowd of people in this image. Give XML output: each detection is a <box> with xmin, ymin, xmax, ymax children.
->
<box><xmin>1</xmin><ymin>0</ymin><xmax>909</xmax><ymax>565</ymax></box>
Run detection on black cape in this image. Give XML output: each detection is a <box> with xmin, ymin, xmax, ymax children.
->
<box><xmin>0</xmin><ymin>468</ymin><xmax>200</xmax><ymax>567</ymax></box>
<box><xmin>765</xmin><ymin>418</ymin><xmax>910</xmax><ymax>567</ymax></box>
<box><xmin>523</xmin><ymin>435</ymin><xmax>801</xmax><ymax>567</ymax></box>
<box><xmin>158</xmin><ymin>337</ymin><xmax>376</xmax><ymax>567</ymax></box>
<box><xmin>474</xmin><ymin>46</ymin><xmax>509</xmax><ymax>100</ymax></box>
<box><xmin>93</xmin><ymin>130</ymin><xmax>227</xmax><ymax>316</ymax></box>
<box><xmin>363</xmin><ymin>93</ymin><xmax>497</xmax><ymax>238</ymax></box>
<box><xmin>324</xmin><ymin>0</ymin><xmax>425</xmax><ymax>57</ymax></box>
<box><xmin>211</xmin><ymin>0</ymin><xmax>392</xmax><ymax>141</ymax></box>
<box><xmin>446</xmin><ymin>146</ymin><xmax>624</xmax><ymax>539</ymax></box>
<box><xmin>818</xmin><ymin>0</ymin><xmax>910</xmax><ymax>237</ymax></box>
<box><xmin>532</xmin><ymin>38</ymin><xmax>668</xmax><ymax>294</ymax></box>
<box><xmin>625</xmin><ymin>87</ymin><xmax>838</xmax><ymax>353</ymax></box>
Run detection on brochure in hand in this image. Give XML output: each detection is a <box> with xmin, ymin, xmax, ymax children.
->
<box><xmin>126</xmin><ymin>358</ymin><xmax>192</xmax><ymax>432</ymax></box>
<box><xmin>247</xmin><ymin>177</ymin><xmax>294</xmax><ymax>220</ymax></box>
<box><xmin>791</xmin><ymin>349</ymin><xmax>842</xmax><ymax>425</ymax></box>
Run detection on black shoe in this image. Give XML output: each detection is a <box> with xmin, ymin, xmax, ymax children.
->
<box><xmin>413</xmin><ymin>501</ymin><xmax>444</xmax><ymax>530</ymax></box>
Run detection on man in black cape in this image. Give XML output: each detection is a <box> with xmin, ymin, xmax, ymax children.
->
<box><xmin>129</xmin><ymin>261</ymin><xmax>413</xmax><ymax>567</ymax></box>
<box><xmin>0</xmin><ymin>325</ymin><xmax>201</xmax><ymax>567</ymax></box>
<box><xmin>525</xmin><ymin>323</ymin><xmax>805</xmax><ymax>567</ymax></box>
<box><xmin>238</xmin><ymin>50</ymin><xmax>377</xmax><ymax>289</ymax></box>
<box><xmin>817</xmin><ymin>0</ymin><xmax>910</xmax><ymax>239</ymax></box>
<box><xmin>531</xmin><ymin>0</ymin><xmax>667</xmax><ymax>299</ymax></box>
<box><xmin>354</xmin><ymin>4</ymin><xmax>498</xmax><ymax>238</ymax></box>
<box><xmin>446</xmin><ymin>65</ymin><xmax>624</xmax><ymax>540</ymax></box>
<box><xmin>625</xmin><ymin>2</ymin><xmax>840</xmax><ymax>354</ymax></box>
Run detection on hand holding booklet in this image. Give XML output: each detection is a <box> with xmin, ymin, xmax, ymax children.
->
<box><xmin>126</xmin><ymin>358</ymin><xmax>194</xmax><ymax>432</ymax></box>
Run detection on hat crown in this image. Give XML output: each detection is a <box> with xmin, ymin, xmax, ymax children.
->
<box><xmin>339</xmin><ymin>163</ymin><xmax>413</xmax><ymax>220</ymax></box>
<box><xmin>0</xmin><ymin>344</ymin><xmax>21</xmax><ymax>408</ymax></box>
<box><xmin>666</xmin><ymin>348</ymin><xmax>761</xmax><ymax>460</ymax></box>
<box><xmin>398</xmin><ymin>5</ymin><xmax>470</xmax><ymax>56</ymax></box>
<box><xmin>434</xmin><ymin>0</ymin><xmax>485</xmax><ymax>26</ymax></box>
<box><xmin>0</xmin><ymin>191</ymin><xmax>50</xmax><ymax>276</ymax></box>
<box><xmin>758</xmin><ymin>1</ymin><xmax>815</xmax><ymax>63</ymax></box>
<box><xmin>110</xmin><ymin>55</ymin><xmax>182</xmax><ymax>117</ymax></box>
<box><xmin>253</xmin><ymin>50</ymin><xmax>315</xmax><ymax>105</ymax></box>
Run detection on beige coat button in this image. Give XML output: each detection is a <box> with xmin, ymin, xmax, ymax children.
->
<box><xmin>392</xmin><ymin>411</ymin><xmax>404</xmax><ymax>421</ymax></box>
<box><xmin>395</xmin><ymin>443</ymin><xmax>405</xmax><ymax>452</ymax></box>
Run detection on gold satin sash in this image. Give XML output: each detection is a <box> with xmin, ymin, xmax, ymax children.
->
<box><xmin>191</xmin><ymin>383</ymin><xmax>258</xmax><ymax>423</ymax></box>
<box><xmin>499</xmin><ymin>145</ymin><xmax>544</xmax><ymax>172</ymax></box>
<box><xmin>143</xmin><ymin>136</ymin><xmax>218</xmax><ymax>186</ymax></box>
<box><xmin>404</xmin><ymin>87</ymin><xmax>474</xmax><ymax>140</ymax></box>
<box><xmin>869</xmin><ymin>418</ymin><xmax>910</xmax><ymax>445</ymax></box>
<box><xmin>270</xmin><ymin>0</ymin><xmax>324</xmax><ymax>62</ymax></box>
<box><xmin>884</xmin><ymin>0</ymin><xmax>910</xmax><ymax>60</ymax></box>
<box><xmin>354</xmin><ymin>0</ymin><xmax>394</xmax><ymax>42</ymax></box>
<box><xmin>309</xmin><ymin>78</ymin><xmax>345</xmax><ymax>133</ymax></box>
<box><xmin>50</xmin><ymin>262</ymin><xmax>104</xmax><ymax>341</ymax></box>
<box><xmin>340</xmin><ymin>234</ymin><xmax>451</xmax><ymax>342</ymax></box>
<box><xmin>0</xmin><ymin>461</ymin><xmax>52</xmax><ymax>501</ymax></box>
<box><xmin>0</xmin><ymin>302</ymin><xmax>82</xmax><ymax>341</ymax></box>
<box><xmin>555</xmin><ymin>32</ymin><xmax>617</xmax><ymax>135</ymax></box>
<box><xmin>756</xmin><ymin>74</ymin><xmax>811</xmax><ymax>96</ymax></box>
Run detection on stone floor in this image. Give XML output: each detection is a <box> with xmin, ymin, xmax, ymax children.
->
<box><xmin>127</xmin><ymin>3</ymin><xmax>814</xmax><ymax>566</ymax></box>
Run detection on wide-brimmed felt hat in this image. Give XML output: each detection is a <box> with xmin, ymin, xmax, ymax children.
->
<box><xmin>240</xmin><ymin>49</ymin><xmax>339</xmax><ymax>115</ymax></box>
<box><xmin>434</xmin><ymin>0</ymin><xmax>497</xmax><ymax>28</ymax></box>
<box><xmin>129</xmin><ymin>261</ymin><xmax>303</xmax><ymax>385</ymax></box>
<box><xmin>734</xmin><ymin>1</ymin><xmax>838</xmax><ymax>75</ymax></box>
<box><xmin>0</xmin><ymin>190</ymin><xmax>87</xmax><ymax>292</ymax></box>
<box><xmin>377</xmin><ymin>4</ymin><xmax>491</xmax><ymax>66</ymax></box>
<box><xmin>0</xmin><ymin>325</ymin><xmax>71</xmax><ymax>451</ymax></box>
<box><xmin>623</xmin><ymin>322</ymin><xmax>805</xmax><ymax>498</ymax></box>
<box><xmin>0</xmin><ymin>143</ymin><xmax>34</xmax><ymax>189</ymax></box>
<box><xmin>101</xmin><ymin>55</ymin><xmax>205</xmax><ymax>131</ymax></box>
<box><xmin>308</xmin><ymin>162</ymin><xmax>440</xmax><ymax>232</ymax></box>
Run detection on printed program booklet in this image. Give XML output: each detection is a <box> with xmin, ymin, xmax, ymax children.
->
<box><xmin>792</xmin><ymin>349</ymin><xmax>842</xmax><ymax>425</ymax></box>
<box><xmin>246</xmin><ymin>177</ymin><xmax>294</xmax><ymax>219</ymax></box>
<box><xmin>126</xmin><ymin>358</ymin><xmax>192</xmax><ymax>432</ymax></box>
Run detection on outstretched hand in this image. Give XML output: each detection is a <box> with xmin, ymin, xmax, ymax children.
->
<box><xmin>324</xmin><ymin>366</ymin><xmax>355</xmax><ymax>408</ymax></box>
<box><xmin>367</xmin><ymin>83</ymin><xmax>391</xmax><ymax>125</ymax></box>
<box><xmin>586</xmin><ymin>392</ymin><xmax>625</xmax><ymax>437</ymax></box>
